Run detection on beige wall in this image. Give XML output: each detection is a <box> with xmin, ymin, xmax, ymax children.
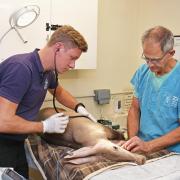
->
<box><xmin>58</xmin><ymin>0</ymin><xmax>180</xmax><ymax>98</ymax></box>
<box><xmin>44</xmin><ymin>0</ymin><xmax>180</xmax><ymax>123</ymax></box>
<box><xmin>58</xmin><ymin>0</ymin><xmax>140</xmax><ymax>97</ymax></box>
<box><xmin>137</xmin><ymin>0</ymin><xmax>180</xmax><ymax>65</ymax></box>
<box><xmin>138</xmin><ymin>0</ymin><xmax>180</xmax><ymax>33</ymax></box>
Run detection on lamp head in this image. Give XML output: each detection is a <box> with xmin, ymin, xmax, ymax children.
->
<box><xmin>0</xmin><ymin>5</ymin><xmax>40</xmax><ymax>45</ymax></box>
<box><xmin>0</xmin><ymin>5</ymin><xmax>40</xmax><ymax>44</ymax></box>
<box><xmin>9</xmin><ymin>5</ymin><xmax>40</xmax><ymax>28</ymax></box>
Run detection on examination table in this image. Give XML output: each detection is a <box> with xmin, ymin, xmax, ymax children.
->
<box><xmin>25</xmin><ymin>134</ymin><xmax>180</xmax><ymax>180</ymax></box>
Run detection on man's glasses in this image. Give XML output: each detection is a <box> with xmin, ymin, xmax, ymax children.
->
<box><xmin>141</xmin><ymin>52</ymin><xmax>168</xmax><ymax>64</ymax></box>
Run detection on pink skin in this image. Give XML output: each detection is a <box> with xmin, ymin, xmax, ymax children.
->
<box><xmin>38</xmin><ymin>108</ymin><xmax>146</xmax><ymax>165</ymax></box>
<box><xmin>55</xmin><ymin>47</ymin><xmax>82</xmax><ymax>73</ymax></box>
<box><xmin>118</xmin><ymin>136</ymin><xmax>150</xmax><ymax>154</ymax></box>
<box><xmin>64</xmin><ymin>139</ymin><xmax>146</xmax><ymax>165</ymax></box>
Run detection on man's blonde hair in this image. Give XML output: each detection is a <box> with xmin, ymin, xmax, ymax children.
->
<box><xmin>47</xmin><ymin>25</ymin><xmax>88</xmax><ymax>52</ymax></box>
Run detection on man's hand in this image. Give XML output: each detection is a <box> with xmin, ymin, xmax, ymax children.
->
<box><xmin>77</xmin><ymin>106</ymin><xmax>97</xmax><ymax>122</ymax></box>
<box><xmin>43</xmin><ymin>113</ymin><xmax>69</xmax><ymax>133</ymax></box>
<box><xmin>121</xmin><ymin>136</ymin><xmax>151</xmax><ymax>154</ymax></box>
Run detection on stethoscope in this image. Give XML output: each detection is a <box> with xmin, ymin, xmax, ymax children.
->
<box><xmin>52</xmin><ymin>49</ymin><xmax>88</xmax><ymax>119</ymax></box>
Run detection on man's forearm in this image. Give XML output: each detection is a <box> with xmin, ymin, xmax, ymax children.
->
<box><xmin>0</xmin><ymin>115</ymin><xmax>43</xmax><ymax>134</ymax></box>
<box><xmin>148</xmin><ymin>127</ymin><xmax>180</xmax><ymax>153</ymax></box>
<box><xmin>127</xmin><ymin>111</ymin><xmax>139</xmax><ymax>138</ymax></box>
<box><xmin>49</xmin><ymin>86</ymin><xmax>78</xmax><ymax>110</ymax></box>
<box><xmin>0</xmin><ymin>96</ymin><xmax>43</xmax><ymax>134</ymax></box>
<box><xmin>127</xmin><ymin>98</ymin><xmax>140</xmax><ymax>138</ymax></box>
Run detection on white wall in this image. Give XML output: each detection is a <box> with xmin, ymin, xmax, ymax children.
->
<box><xmin>0</xmin><ymin>0</ymin><xmax>97</xmax><ymax>69</ymax></box>
<box><xmin>136</xmin><ymin>0</ymin><xmax>180</xmax><ymax>66</ymax></box>
<box><xmin>45</xmin><ymin>0</ymin><xmax>140</xmax><ymax>125</ymax></box>
<box><xmin>0</xmin><ymin>0</ymin><xmax>48</xmax><ymax>60</ymax></box>
<box><xmin>1</xmin><ymin>0</ymin><xmax>180</xmax><ymax>98</ymax></box>
<box><xmin>1</xmin><ymin>0</ymin><xmax>180</xmax><ymax>125</ymax></box>
<box><xmin>60</xmin><ymin>0</ymin><xmax>139</xmax><ymax>97</ymax></box>
<box><xmin>57</xmin><ymin>0</ymin><xmax>180</xmax><ymax>123</ymax></box>
<box><xmin>0</xmin><ymin>0</ymin><xmax>140</xmax><ymax>97</ymax></box>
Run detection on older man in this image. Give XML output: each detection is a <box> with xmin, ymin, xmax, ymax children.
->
<box><xmin>122</xmin><ymin>26</ymin><xmax>180</xmax><ymax>155</ymax></box>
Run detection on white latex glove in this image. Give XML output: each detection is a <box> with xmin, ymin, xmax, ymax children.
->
<box><xmin>42</xmin><ymin>113</ymin><xmax>69</xmax><ymax>133</ymax></box>
<box><xmin>77</xmin><ymin>106</ymin><xmax>97</xmax><ymax>122</ymax></box>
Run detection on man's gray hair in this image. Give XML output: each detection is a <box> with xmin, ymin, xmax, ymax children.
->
<box><xmin>142</xmin><ymin>26</ymin><xmax>174</xmax><ymax>53</ymax></box>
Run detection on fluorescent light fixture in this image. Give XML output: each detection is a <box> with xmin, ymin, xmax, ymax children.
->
<box><xmin>0</xmin><ymin>5</ymin><xmax>40</xmax><ymax>44</ymax></box>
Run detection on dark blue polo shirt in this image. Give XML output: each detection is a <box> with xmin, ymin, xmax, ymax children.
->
<box><xmin>0</xmin><ymin>49</ymin><xmax>57</xmax><ymax>141</ymax></box>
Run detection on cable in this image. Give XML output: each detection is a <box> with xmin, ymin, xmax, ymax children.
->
<box><xmin>53</xmin><ymin>51</ymin><xmax>59</xmax><ymax>113</ymax></box>
<box><xmin>53</xmin><ymin>51</ymin><xmax>88</xmax><ymax>119</ymax></box>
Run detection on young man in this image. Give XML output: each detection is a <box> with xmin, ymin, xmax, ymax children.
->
<box><xmin>122</xmin><ymin>26</ymin><xmax>180</xmax><ymax>155</ymax></box>
<box><xmin>0</xmin><ymin>25</ymin><xmax>96</xmax><ymax>178</ymax></box>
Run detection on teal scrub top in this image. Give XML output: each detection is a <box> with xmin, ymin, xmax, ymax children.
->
<box><xmin>131</xmin><ymin>62</ymin><xmax>180</xmax><ymax>152</ymax></box>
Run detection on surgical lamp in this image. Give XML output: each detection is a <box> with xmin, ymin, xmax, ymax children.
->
<box><xmin>0</xmin><ymin>5</ymin><xmax>40</xmax><ymax>44</ymax></box>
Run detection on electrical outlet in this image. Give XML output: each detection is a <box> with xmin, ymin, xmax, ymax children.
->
<box><xmin>114</xmin><ymin>99</ymin><xmax>121</xmax><ymax>113</ymax></box>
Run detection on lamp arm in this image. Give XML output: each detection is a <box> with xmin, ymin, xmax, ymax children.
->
<box><xmin>0</xmin><ymin>27</ymin><xmax>13</xmax><ymax>44</ymax></box>
<box><xmin>13</xmin><ymin>26</ymin><xmax>27</xmax><ymax>44</ymax></box>
<box><xmin>0</xmin><ymin>26</ymin><xmax>27</xmax><ymax>44</ymax></box>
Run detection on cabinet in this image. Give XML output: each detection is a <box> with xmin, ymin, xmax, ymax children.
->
<box><xmin>0</xmin><ymin>0</ymin><xmax>97</xmax><ymax>69</ymax></box>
